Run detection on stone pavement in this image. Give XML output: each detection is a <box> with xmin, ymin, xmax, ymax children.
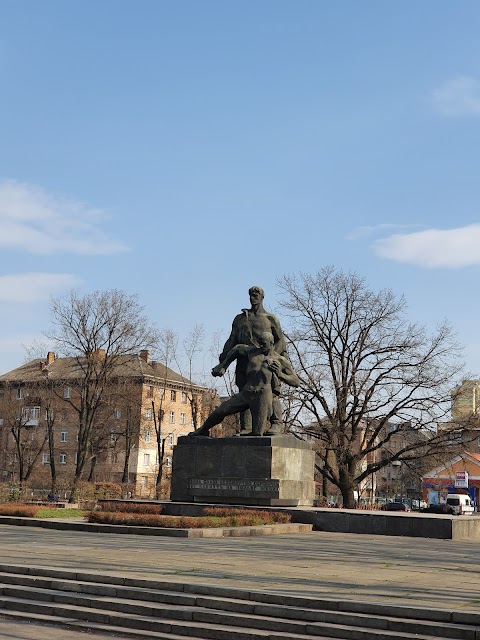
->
<box><xmin>0</xmin><ymin>521</ymin><xmax>479</xmax><ymax>614</ymax></box>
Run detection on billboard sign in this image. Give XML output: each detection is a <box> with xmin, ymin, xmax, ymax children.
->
<box><xmin>455</xmin><ymin>471</ymin><xmax>469</xmax><ymax>488</ymax></box>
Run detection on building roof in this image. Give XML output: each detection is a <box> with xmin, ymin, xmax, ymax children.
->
<box><xmin>0</xmin><ymin>352</ymin><xmax>204</xmax><ymax>391</ymax></box>
<box><xmin>423</xmin><ymin>451</ymin><xmax>480</xmax><ymax>479</ymax></box>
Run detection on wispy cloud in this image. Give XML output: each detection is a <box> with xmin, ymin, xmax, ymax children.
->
<box><xmin>374</xmin><ymin>224</ymin><xmax>480</xmax><ymax>268</ymax></box>
<box><xmin>0</xmin><ymin>179</ymin><xmax>129</xmax><ymax>255</ymax></box>
<box><xmin>0</xmin><ymin>273</ymin><xmax>80</xmax><ymax>302</ymax></box>
<box><xmin>347</xmin><ymin>223</ymin><xmax>420</xmax><ymax>241</ymax></box>
<box><xmin>432</xmin><ymin>76</ymin><xmax>480</xmax><ymax>116</ymax></box>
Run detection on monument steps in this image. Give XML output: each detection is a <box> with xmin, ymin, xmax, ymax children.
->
<box><xmin>0</xmin><ymin>565</ymin><xmax>477</xmax><ymax>640</ymax></box>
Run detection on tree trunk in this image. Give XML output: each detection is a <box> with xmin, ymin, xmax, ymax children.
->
<box><xmin>155</xmin><ymin>437</ymin><xmax>166</xmax><ymax>499</ymax></box>
<box><xmin>121</xmin><ymin>448</ymin><xmax>130</xmax><ymax>484</ymax></box>
<box><xmin>121</xmin><ymin>424</ymin><xmax>133</xmax><ymax>484</ymax></box>
<box><xmin>69</xmin><ymin>476</ymin><xmax>80</xmax><ymax>503</ymax></box>
<box><xmin>87</xmin><ymin>455</ymin><xmax>97</xmax><ymax>482</ymax></box>
<box><xmin>339</xmin><ymin>464</ymin><xmax>357</xmax><ymax>508</ymax></box>
<box><xmin>48</xmin><ymin>431</ymin><xmax>57</xmax><ymax>493</ymax></box>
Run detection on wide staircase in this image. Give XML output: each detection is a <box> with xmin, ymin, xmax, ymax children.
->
<box><xmin>0</xmin><ymin>563</ymin><xmax>477</xmax><ymax>640</ymax></box>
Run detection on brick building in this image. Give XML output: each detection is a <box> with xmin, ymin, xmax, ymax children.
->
<box><xmin>0</xmin><ymin>350</ymin><xmax>207</xmax><ymax>498</ymax></box>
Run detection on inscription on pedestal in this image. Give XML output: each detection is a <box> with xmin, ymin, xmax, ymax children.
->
<box><xmin>188</xmin><ymin>478</ymin><xmax>279</xmax><ymax>493</ymax></box>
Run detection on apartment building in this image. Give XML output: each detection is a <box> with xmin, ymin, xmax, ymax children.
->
<box><xmin>0</xmin><ymin>350</ymin><xmax>207</xmax><ymax>498</ymax></box>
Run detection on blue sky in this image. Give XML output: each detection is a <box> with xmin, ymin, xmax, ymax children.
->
<box><xmin>1</xmin><ymin>1</ymin><xmax>480</xmax><ymax>378</ymax></box>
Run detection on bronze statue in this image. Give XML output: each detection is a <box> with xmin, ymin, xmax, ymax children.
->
<box><xmin>218</xmin><ymin>285</ymin><xmax>288</xmax><ymax>435</ymax></box>
<box><xmin>192</xmin><ymin>332</ymin><xmax>300</xmax><ymax>437</ymax></box>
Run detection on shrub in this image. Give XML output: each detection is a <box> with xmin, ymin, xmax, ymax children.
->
<box><xmin>87</xmin><ymin>512</ymin><xmax>230</xmax><ymax>528</ymax></box>
<box><xmin>97</xmin><ymin>501</ymin><xmax>163</xmax><ymax>514</ymax></box>
<box><xmin>202</xmin><ymin>507</ymin><xmax>291</xmax><ymax>524</ymax></box>
<box><xmin>0</xmin><ymin>504</ymin><xmax>40</xmax><ymax>518</ymax></box>
<box><xmin>86</xmin><ymin>508</ymin><xmax>291</xmax><ymax>528</ymax></box>
<box><xmin>77</xmin><ymin>482</ymin><xmax>124</xmax><ymax>502</ymax></box>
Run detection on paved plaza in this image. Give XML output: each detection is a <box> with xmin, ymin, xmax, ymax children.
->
<box><xmin>0</xmin><ymin>522</ymin><xmax>478</xmax><ymax>612</ymax></box>
<box><xmin>0</xmin><ymin>522</ymin><xmax>479</xmax><ymax>638</ymax></box>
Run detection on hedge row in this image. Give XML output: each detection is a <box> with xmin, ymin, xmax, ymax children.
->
<box><xmin>97</xmin><ymin>501</ymin><xmax>164</xmax><ymax>514</ymax></box>
<box><xmin>87</xmin><ymin>506</ymin><xmax>291</xmax><ymax>528</ymax></box>
<box><xmin>202</xmin><ymin>507</ymin><xmax>291</xmax><ymax>523</ymax></box>
<box><xmin>0</xmin><ymin>504</ymin><xmax>40</xmax><ymax>517</ymax></box>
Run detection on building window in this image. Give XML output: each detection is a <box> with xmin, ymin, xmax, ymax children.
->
<box><xmin>169</xmin><ymin>411</ymin><xmax>175</xmax><ymax>424</ymax></box>
<box><xmin>111</xmin><ymin>452</ymin><xmax>119</xmax><ymax>464</ymax></box>
<box><xmin>147</xmin><ymin>386</ymin><xmax>153</xmax><ymax>398</ymax></box>
<box><xmin>180</xmin><ymin>413</ymin><xmax>186</xmax><ymax>425</ymax></box>
<box><xmin>22</xmin><ymin>406</ymin><xmax>40</xmax><ymax>421</ymax></box>
<box><xmin>165</xmin><ymin>456</ymin><xmax>172</xmax><ymax>468</ymax></box>
<box><xmin>170</xmin><ymin>390</ymin><xmax>176</xmax><ymax>402</ymax></box>
<box><xmin>167</xmin><ymin>433</ymin><xmax>175</xmax><ymax>447</ymax></box>
<box><xmin>63</xmin><ymin>387</ymin><xmax>71</xmax><ymax>399</ymax></box>
<box><xmin>45</xmin><ymin>408</ymin><xmax>55</xmax><ymax>422</ymax></box>
<box><xmin>16</xmin><ymin>387</ymin><xmax>23</xmax><ymax>400</ymax></box>
<box><xmin>42</xmin><ymin>452</ymin><xmax>50</xmax><ymax>465</ymax></box>
<box><xmin>181</xmin><ymin>392</ymin><xmax>187</xmax><ymax>404</ymax></box>
<box><xmin>158</xmin><ymin>409</ymin><xmax>164</xmax><ymax>423</ymax></box>
<box><xmin>22</xmin><ymin>406</ymin><xmax>40</xmax><ymax>424</ymax></box>
<box><xmin>59</xmin><ymin>453</ymin><xmax>67</xmax><ymax>464</ymax></box>
<box><xmin>60</xmin><ymin>431</ymin><xmax>68</xmax><ymax>443</ymax></box>
<box><xmin>145</xmin><ymin>408</ymin><xmax>152</xmax><ymax>420</ymax></box>
<box><xmin>144</xmin><ymin>429</ymin><xmax>151</xmax><ymax>443</ymax></box>
<box><xmin>113</xmin><ymin>408</ymin><xmax>121</xmax><ymax>419</ymax></box>
<box><xmin>143</xmin><ymin>453</ymin><xmax>150</xmax><ymax>465</ymax></box>
<box><xmin>61</xmin><ymin>409</ymin><xmax>68</xmax><ymax>421</ymax></box>
<box><xmin>141</xmin><ymin>475</ymin><xmax>148</xmax><ymax>488</ymax></box>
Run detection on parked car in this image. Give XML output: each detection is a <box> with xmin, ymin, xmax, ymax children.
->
<box><xmin>380</xmin><ymin>501</ymin><xmax>411</xmax><ymax>512</ymax></box>
<box><xmin>420</xmin><ymin>504</ymin><xmax>455</xmax><ymax>515</ymax></box>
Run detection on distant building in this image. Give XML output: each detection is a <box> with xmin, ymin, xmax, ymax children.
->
<box><xmin>422</xmin><ymin>452</ymin><xmax>480</xmax><ymax>506</ymax></box>
<box><xmin>0</xmin><ymin>350</ymin><xmax>207</xmax><ymax>498</ymax></box>
<box><xmin>451</xmin><ymin>380</ymin><xmax>480</xmax><ymax>421</ymax></box>
<box><xmin>436</xmin><ymin>380</ymin><xmax>480</xmax><ymax>455</ymax></box>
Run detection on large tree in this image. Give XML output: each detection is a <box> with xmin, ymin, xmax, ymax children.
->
<box><xmin>46</xmin><ymin>289</ymin><xmax>159</xmax><ymax>501</ymax></box>
<box><xmin>278</xmin><ymin>267</ymin><xmax>464</xmax><ymax>508</ymax></box>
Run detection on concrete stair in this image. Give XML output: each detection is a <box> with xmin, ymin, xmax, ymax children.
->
<box><xmin>0</xmin><ymin>564</ymin><xmax>477</xmax><ymax>640</ymax></box>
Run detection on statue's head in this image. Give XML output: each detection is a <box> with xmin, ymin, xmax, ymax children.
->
<box><xmin>258</xmin><ymin>331</ymin><xmax>274</xmax><ymax>352</ymax></box>
<box><xmin>249</xmin><ymin>285</ymin><xmax>265</xmax><ymax>304</ymax></box>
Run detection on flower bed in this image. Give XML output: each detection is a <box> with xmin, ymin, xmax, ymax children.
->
<box><xmin>87</xmin><ymin>505</ymin><xmax>291</xmax><ymax>528</ymax></box>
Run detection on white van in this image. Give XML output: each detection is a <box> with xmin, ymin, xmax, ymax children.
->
<box><xmin>446</xmin><ymin>494</ymin><xmax>475</xmax><ymax>515</ymax></box>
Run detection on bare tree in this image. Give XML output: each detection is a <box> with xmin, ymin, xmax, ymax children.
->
<box><xmin>43</xmin><ymin>372</ymin><xmax>58</xmax><ymax>494</ymax></box>
<box><xmin>278</xmin><ymin>267</ymin><xmax>464</xmax><ymax>508</ymax></box>
<box><xmin>174</xmin><ymin>324</ymin><xmax>207</xmax><ymax>430</ymax></box>
<box><xmin>0</xmin><ymin>383</ymin><xmax>48</xmax><ymax>489</ymax></box>
<box><xmin>152</xmin><ymin>328</ymin><xmax>177</xmax><ymax>499</ymax></box>
<box><xmin>46</xmin><ymin>289</ymin><xmax>159</xmax><ymax>501</ymax></box>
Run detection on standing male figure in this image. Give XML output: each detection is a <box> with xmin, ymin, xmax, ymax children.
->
<box><xmin>219</xmin><ymin>286</ymin><xmax>288</xmax><ymax>435</ymax></box>
<box><xmin>193</xmin><ymin>332</ymin><xmax>300</xmax><ymax>437</ymax></box>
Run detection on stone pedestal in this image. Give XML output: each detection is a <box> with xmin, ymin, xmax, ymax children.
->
<box><xmin>170</xmin><ymin>434</ymin><xmax>315</xmax><ymax>506</ymax></box>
